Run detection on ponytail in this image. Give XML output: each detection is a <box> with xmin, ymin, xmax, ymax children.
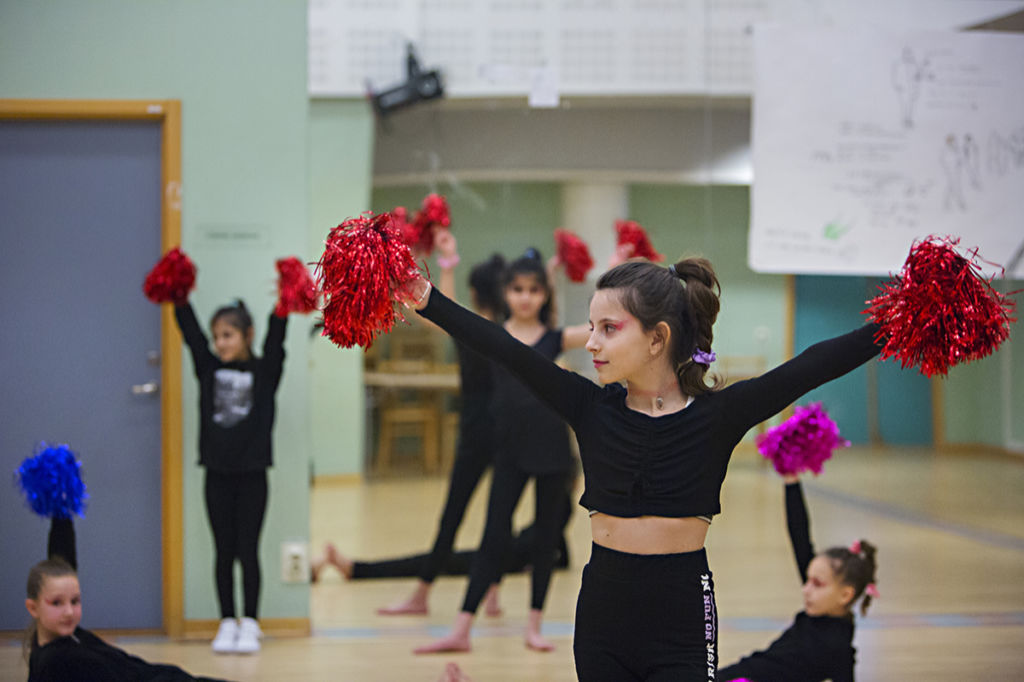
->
<box><xmin>824</xmin><ymin>539</ymin><xmax>879</xmax><ymax>616</ymax></box>
<box><xmin>468</xmin><ymin>253</ymin><xmax>507</xmax><ymax>317</ymax></box>
<box><xmin>597</xmin><ymin>257</ymin><xmax>722</xmax><ymax>396</ymax></box>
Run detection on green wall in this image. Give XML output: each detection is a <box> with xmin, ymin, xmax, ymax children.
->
<box><xmin>628</xmin><ymin>185</ymin><xmax>789</xmax><ymax>371</ymax></box>
<box><xmin>308</xmin><ymin>101</ymin><xmax>376</xmax><ymax>478</ymax></box>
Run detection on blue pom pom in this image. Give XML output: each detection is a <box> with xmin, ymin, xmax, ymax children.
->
<box><xmin>15</xmin><ymin>443</ymin><xmax>88</xmax><ymax>519</ymax></box>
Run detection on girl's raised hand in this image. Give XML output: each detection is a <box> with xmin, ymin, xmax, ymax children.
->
<box><xmin>401</xmin><ymin>275</ymin><xmax>433</xmax><ymax>311</ymax></box>
<box><xmin>434</xmin><ymin>230</ymin><xmax>458</xmax><ymax>261</ymax></box>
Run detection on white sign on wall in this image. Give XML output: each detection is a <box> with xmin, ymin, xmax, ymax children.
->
<box><xmin>749</xmin><ymin>26</ymin><xmax>1024</xmax><ymax>278</ymax></box>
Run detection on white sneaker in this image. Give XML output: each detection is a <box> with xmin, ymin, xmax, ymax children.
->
<box><xmin>211</xmin><ymin>618</ymin><xmax>238</xmax><ymax>654</ymax></box>
<box><xmin>235</xmin><ymin>617</ymin><xmax>262</xmax><ymax>654</ymax></box>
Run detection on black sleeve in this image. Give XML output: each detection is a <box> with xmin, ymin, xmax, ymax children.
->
<box><xmin>47</xmin><ymin>518</ymin><xmax>77</xmax><ymax>570</ymax></box>
<box><xmin>724</xmin><ymin>324</ymin><xmax>883</xmax><ymax>433</ymax></box>
<box><xmin>261</xmin><ymin>312</ymin><xmax>288</xmax><ymax>388</ymax></box>
<box><xmin>785</xmin><ymin>481</ymin><xmax>815</xmax><ymax>583</ymax></box>
<box><xmin>174</xmin><ymin>302</ymin><xmax>217</xmax><ymax>377</ymax></box>
<box><xmin>832</xmin><ymin>657</ymin><xmax>855</xmax><ymax>682</ymax></box>
<box><xmin>418</xmin><ymin>288</ymin><xmax>596</xmax><ymax>427</ymax></box>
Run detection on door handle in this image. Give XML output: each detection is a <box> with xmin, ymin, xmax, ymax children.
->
<box><xmin>131</xmin><ymin>381</ymin><xmax>160</xmax><ymax>396</ymax></box>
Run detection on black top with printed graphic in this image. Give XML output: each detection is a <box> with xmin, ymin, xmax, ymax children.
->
<box><xmin>418</xmin><ymin>288</ymin><xmax>882</xmax><ymax>518</ymax></box>
<box><xmin>716</xmin><ymin>482</ymin><xmax>856</xmax><ymax>682</ymax></box>
<box><xmin>175</xmin><ymin>303</ymin><xmax>287</xmax><ymax>473</ymax></box>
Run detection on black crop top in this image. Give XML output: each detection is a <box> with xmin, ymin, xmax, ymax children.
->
<box><xmin>419</xmin><ymin>289</ymin><xmax>882</xmax><ymax>518</ymax></box>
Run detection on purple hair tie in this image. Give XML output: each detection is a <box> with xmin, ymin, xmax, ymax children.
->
<box><xmin>692</xmin><ymin>349</ymin><xmax>716</xmax><ymax>365</ymax></box>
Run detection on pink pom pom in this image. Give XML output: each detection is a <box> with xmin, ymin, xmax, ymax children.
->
<box><xmin>143</xmin><ymin>247</ymin><xmax>196</xmax><ymax>304</ymax></box>
<box><xmin>315</xmin><ymin>212</ymin><xmax>421</xmax><ymax>348</ymax></box>
<box><xmin>865</xmin><ymin>235</ymin><xmax>1017</xmax><ymax>377</ymax></box>
<box><xmin>756</xmin><ymin>403</ymin><xmax>850</xmax><ymax>476</ymax></box>
<box><xmin>554</xmin><ymin>228</ymin><xmax>595</xmax><ymax>283</ymax></box>
<box><xmin>615</xmin><ymin>220</ymin><xmax>663</xmax><ymax>262</ymax></box>
<box><xmin>275</xmin><ymin>256</ymin><xmax>319</xmax><ymax>317</ymax></box>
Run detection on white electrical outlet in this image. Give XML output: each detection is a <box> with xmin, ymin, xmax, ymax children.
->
<box><xmin>280</xmin><ymin>541</ymin><xmax>309</xmax><ymax>583</ymax></box>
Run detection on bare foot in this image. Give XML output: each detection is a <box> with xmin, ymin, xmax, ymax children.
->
<box><xmin>309</xmin><ymin>556</ymin><xmax>325</xmax><ymax>583</ymax></box>
<box><xmin>377</xmin><ymin>581</ymin><xmax>430</xmax><ymax>615</ymax></box>
<box><xmin>525</xmin><ymin>631</ymin><xmax>555</xmax><ymax>652</ymax></box>
<box><xmin>525</xmin><ymin>609</ymin><xmax>554</xmax><ymax>651</ymax></box>
<box><xmin>414</xmin><ymin>633</ymin><xmax>471</xmax><ymax>654</ymax></box>
<box><xmin>437</xmin><ymin>662</ymin><xmax>474</xmax><ymax>682</ymax></box>
<box><xmin>482</xmin><ymin>584</ymin><xmax>503</xmax><ymax>617</ymax></box>
<box><xmin>325</xmin><ymin>543</ymin><xmax>353</xmax><ymax>580</ymax></box>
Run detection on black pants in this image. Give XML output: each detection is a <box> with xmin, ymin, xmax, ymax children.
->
<box><xmin>418</xmin><ymin>407</ymin><xmax>493</xmax><ymax>583</ymax></box>
<box><xmin>353</xmin><ymin>525</ymin><xmax>571</xmax><ymax>579</ymax></box>
<box><xmin>204</xmin><ymin>470</ymin><xmax>268</xmax><ymax>619</ymax></box>
<box><xmin>461</xmin><ymin>461</ymin><xmax>566</xmax><ymax>613</ymax></box>
<box><xmin>574</xmin><ymin>543</ymin><xmax>718</xmax><ymax>682</ymax></box>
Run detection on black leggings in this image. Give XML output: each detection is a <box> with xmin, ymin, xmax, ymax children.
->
<box><xmin>204</xmin><ymin>470</ymin><xmax>268</xmax><ymax>619</ymax></box>
<box><xmin>461</xmin><ymin>461</ymin><xmax>567</xmax><ymax>613</ymax></box>
<box><xmin>353</xmin><ymin>522</ymin><xmax>571</xmax><ymax>579</ymax></box>
<box><xmin>574</xmin><ymin>543</ymin><xmax>718</xmax><ymax>682</ymax></box>
<box><xmin>418</xmin><ymin>407</ymin><xmax>493</xmax><ymax>583</ymax></box>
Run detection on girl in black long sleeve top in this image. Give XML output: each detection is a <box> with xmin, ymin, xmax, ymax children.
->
<box><xmin>406</xmin><ymin>256</ymin><xmax>885</xmax><ymax>681</ymax></box>
<box><xmin>174</xmin><ymin>299</ymin><xmax>287</xmax><ymax>654</ymax></box>
<box><xmin>717</xmin><ymin>478</ymin><xmax>878</xmax><ymax>682</ymax></box>
<box><xmin>415</xmin><ymin>251</ymin><xmax>591</xmax><ymax>654</ymax></box>
<box><xmin>26</xmin><ymin>519</ymin><xmax>227</xmax><ymax>682</ymax></box>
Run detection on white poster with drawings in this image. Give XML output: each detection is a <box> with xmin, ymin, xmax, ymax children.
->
<box><xmin>749</xmin><ymin>26</ymin><xmax>1024</xmax><ymax>278</ymax></box>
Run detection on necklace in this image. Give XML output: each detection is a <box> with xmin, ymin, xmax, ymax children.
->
<box><xmin>655</xmin><ymin>396</ymin><xmax>664</xmax><ymax>410</ymax></box>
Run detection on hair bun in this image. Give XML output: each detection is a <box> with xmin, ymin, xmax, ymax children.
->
<box><xmin>522</xmin><ymin>247</ymin><xmax>542</xmax><ymax>261</ymax></box>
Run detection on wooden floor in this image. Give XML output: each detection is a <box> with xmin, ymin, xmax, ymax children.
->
<box><xmin>3</xmin><ymin>446</ymin><xmax>1024</xmax><ymax>681</ymax></box>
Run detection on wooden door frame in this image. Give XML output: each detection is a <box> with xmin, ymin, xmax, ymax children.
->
<box><xmin>0</xmin><ymin>99</ymin><xmax>184</xmax><ymax>637</ymax></box>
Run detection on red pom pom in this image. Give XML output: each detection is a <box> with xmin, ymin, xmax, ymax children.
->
<box><xmin>315</xmin><ymin>212</ymin><xmax>421</xmax><ymax>348</ymax></box>
<box><xmin>143</xmin><ymin>247</ymin><xmax>196</xmax><ymax>304</ymax></box>
<box><xmin>390</xmin><ymin>206</ymin><xmax>418</xmax><ymax>249</ymax></box>
<box><xmin>404</xmin><ymin>194</ymin><xmax>452</xmax><ymax>256</ymax></box>
<box><xmin>615</xmin><ymin>220</ymin><xmax>663</xmax><ymax>262</ymax></box>
<box><xmin>554</xmin><ymin>228</ymin><xmax>595</xmax><ymax>282</ymax></box>
<box><xmin>756</xmin><ymin>403</ymin><xmax>849</xmax><ymax>476</ymax></box>
<box><xmin>865</xmin><ymin>236</ymin><xmax>1017</xmax><ymax>377</ymax></box>
<box><xmin>275</xmin><ymin>256</ymin><xmax>319</xmax><ymax>317</ymax></box>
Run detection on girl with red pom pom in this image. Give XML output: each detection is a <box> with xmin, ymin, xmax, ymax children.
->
<box><xmin>151</xmin><ymin>254</ymin><xmax>306</xmax><ymax>655</ymax></box>
<box><xmin>373</xmin><ymin>231</ymin><xmax>511</xmax><ymax>616</ymax></box>
<box><xmin>717</xmin><ymin>471</ymin><xmax>878</xmax><ymax>682</ymax></box>
<box><xmin>414</xmin><ymin>246</ymin><xmax>591</xmax><ymax>655</ymax></box>
<box><xmin>402</xmin><ymin>254</ymin><xmax>889</xmax><ymax>680</ymax></box>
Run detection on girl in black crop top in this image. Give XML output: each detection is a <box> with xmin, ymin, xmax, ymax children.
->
<box><xmin>414</xmin><ymin>248</ymin><xmax>591</xmax><ymax>655</ymax></box>
<box><xmin>717</xmin><ymin>474</ymin><xmax>878</xmax><ymax>682</ymax></box>
<box><xmin>404</xmin><ymin>254</ymin><xmax>889</xmax><ymax>681</ymax></box>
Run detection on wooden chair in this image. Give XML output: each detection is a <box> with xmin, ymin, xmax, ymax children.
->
<box><xmin>371</xmin><ymin>322</ymin><xmax>446</xmax><ymax>475</ymax></box>
<box><xmin>376</xmin><ymin>404</ymin><xmax>440</xmax><ymax>474</ymax></box>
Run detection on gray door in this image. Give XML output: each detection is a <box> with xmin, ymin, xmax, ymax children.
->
<box><xmin>0</xmin><ymin>120</ymin><xmax>163</xmax><ymax>629</ymax></box>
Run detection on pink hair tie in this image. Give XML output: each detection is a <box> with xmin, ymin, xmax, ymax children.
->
<box><xmin>865</xmin><ymin>583</ymin><xmax>880</xmax><ymax>599</ymax></box>
<box><xmin>849</xmin><ymin>540</ymin><xmax>862</xmax><ymax>554</ymax></box>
